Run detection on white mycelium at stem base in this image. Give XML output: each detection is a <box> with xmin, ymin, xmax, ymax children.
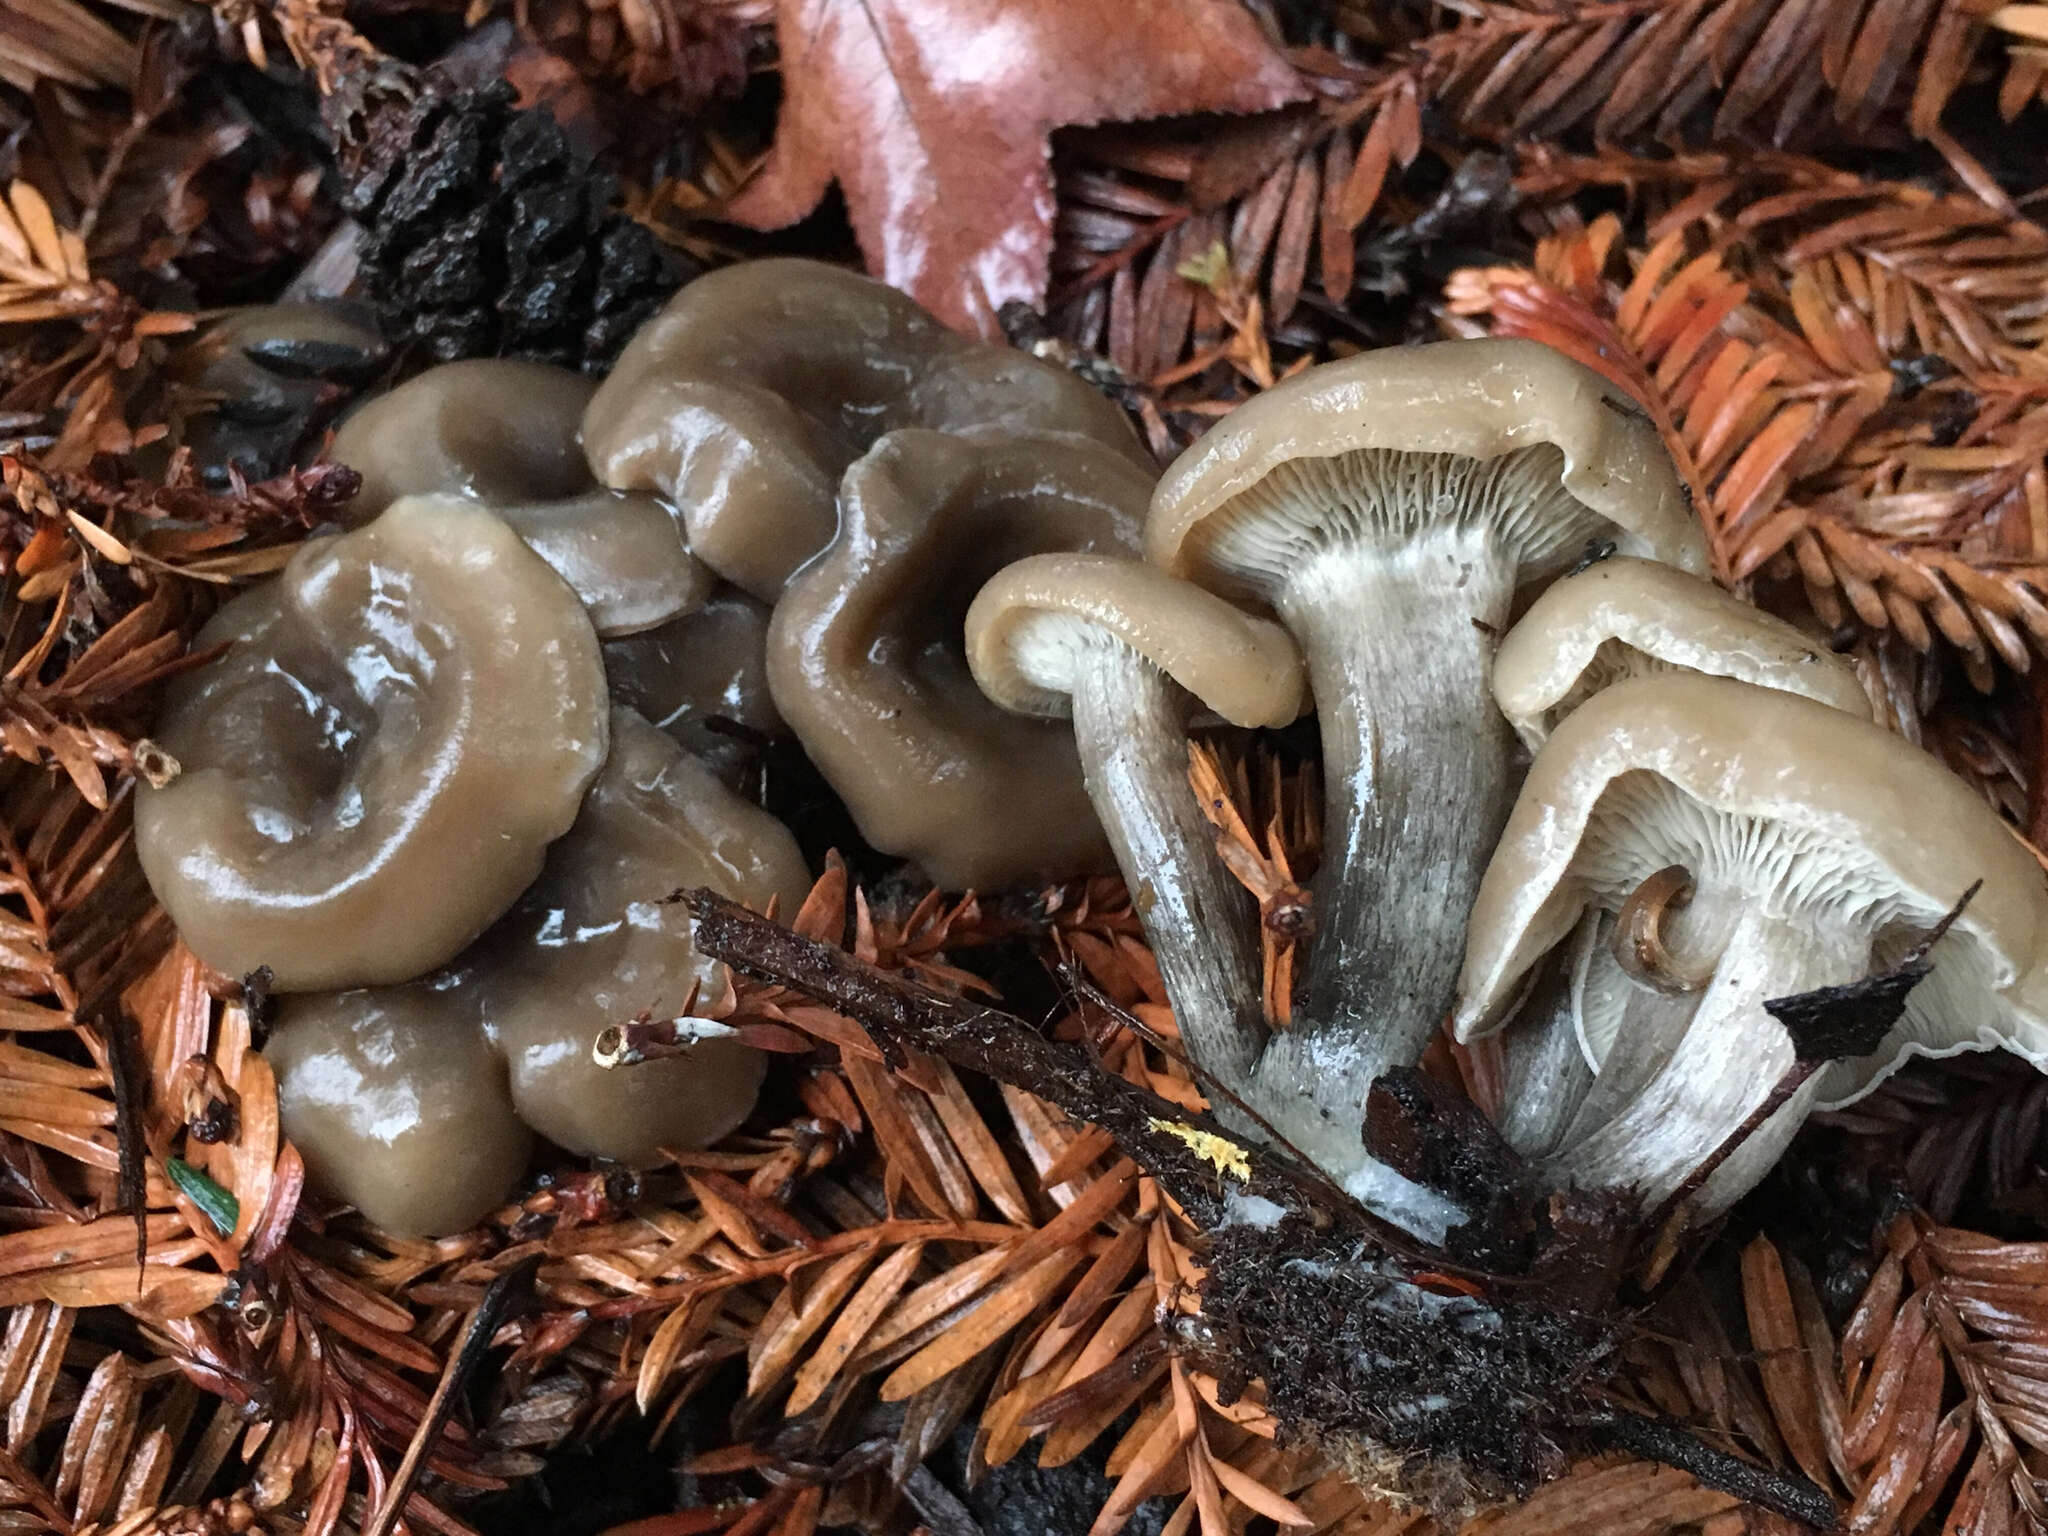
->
<box><xmin>1457</xmin><ymin>673</ymin><xmax>2048</xmax><ymax>1222</ymax></box>
<box><xmin>1148</xmin><ymin>340</ymin><xmax>1705</xmax><ymax>1230</ymax></box>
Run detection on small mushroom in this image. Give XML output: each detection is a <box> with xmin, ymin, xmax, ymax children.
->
<box><xmin>1147</xmin><ymin>338</ymin><xmax>1705</xmax><ymax>1203</ymax></box>
<box><xmin>136</xmin><ymin>495</ymin><xmax>610</xmax><ymax>991</ymax></box>
<box><xmin>582</xmin><ymin>259</ymin><xmax>1147</xmax><ymax>600</ymax></box>
<box><xmin>479</xmin><ymin>708</ymin><xmax>811</xmax><ymax>1165</ymax></box>
<box><xmin>769</xmin><ymin>428</ymin><xmax>1147</xmax><ymax>890</ymax></box>
<box><xmin>1456</xmin><ymin>672</ymin><xmax>2048</xmax><ymax>1217</ymax></box>
<box><xmin>966</xmin><ymin>553</ymin><xmax>1305</xmax><ymax>1089</ymax></box>
<box><xmin>266</xmin><ymin>981</ymin><xmax>532</xmax><ymax>1237</ymax></box>
<box><xmin>333</xmin><ymin>359</ymin><xmax>596</xmax><ymax>515</ymax></box>
<box><xmin>602</xmin><ymin>587</ymin><xmax>784</xmax><ymax>776</ymax></box>
<box><xmin>332</xmin><ymin>359</ymin><xmax>710</xmax><ymax>636</ymax></box>
<box><xmin>1493</xmin><ymin>556</ymin><xmax>1871</xmax><ymax>749</ymax></box>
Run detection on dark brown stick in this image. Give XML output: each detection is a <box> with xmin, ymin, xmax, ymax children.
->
<box><xmin>1594</xmin><ymin>1411</ymin><xmax>1838</xmax><ymax>1530</ymax></box>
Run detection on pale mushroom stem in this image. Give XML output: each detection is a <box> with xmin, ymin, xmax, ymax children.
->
<box><xmin>1491</xmin><ymin>920</ymin><xmax>1599</xmax><ymax>1158</ymax></box>
<box><xmin>1251</xmin><ymin>532</ymin><xmax>1518</xmax><ymax>1191</ymax></box>
<box><xmin>1068</xmin><ymin>657</ymin><xmax>1267</xmax><ymax>1084</ymax></box>
<box><xmin>1545</xmin><ymin>902</ymin><xmax>1868</xmax><ymax>1215</ymax></box>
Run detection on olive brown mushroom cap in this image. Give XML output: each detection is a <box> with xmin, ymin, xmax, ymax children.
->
<box><xmin>266</xmin><ymin>982</ymin><xmax>533</xmax><ymax>1237</ymax></box>
<box><xmin>333</xmin><ymin>359</ymin><xmax>598</xmax><ymax>518</ymax></box>
<box><xmin>965</xmin><ymin>554</ymin><xmax>1308</xmax><ymax>729</ymax></box>
<box><xmin>1146</xmin><ymin>338</ymin><xmax>1706</xmax><ymax>592</ymax></box>
<box><xmin>582</xmin><ymin>259</ymin><xmax>1147</xmax><ymax>600</ymax></box>
<box><xmin>1492</xmin><ymin>556</ymin><xmax>1870</xmax><ymax>748</ymax></box>
<box><xmin>1453</xmin><ymin>673</ymin><xmax>2048</xmax><ymax>1212</ymax></box>
<box><xmin>768</xmin><ymin>428</ymin><xmax>1147</xmax><ymax>891</ymax></box>
<box><xmin>494</xmin><ymin>489</ymin><xmax>715</xmax><ymax>637</ymax></box>
<box><xmin>136</xmin><ymin>495</ymin><xmax>610</xmax><ymax>991</ymax></box>
<box><xmin>481</xmin><ymin>709</ymin><xmax>811</xmax><ymax>1165</ymax></box>
<box><xmin>332</xmin><ymin>359</ymin><xmax>708</xmax><ymax>637</ymax></box>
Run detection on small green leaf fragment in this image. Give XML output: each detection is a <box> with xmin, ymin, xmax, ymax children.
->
<box><xmin>167</xmin><ymin>1157</ymin><xmax>238</xmax><ymax>1235</ymax></box>
<box><xmin>1175</xmin><ymin>240</ymin><xmax>1232</xmax><ymax>292</ymax></box>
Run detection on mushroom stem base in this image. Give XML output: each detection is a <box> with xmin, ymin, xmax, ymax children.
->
<box><xmin>1546</xmin><ymin>904</ymin><xmax>1867</xmax><ymax>1215</ymax></box>
<box><xmin>1069</xmin><ymin>656</ymin><xmax>1267</xmax><ymax>1085</ymax></box>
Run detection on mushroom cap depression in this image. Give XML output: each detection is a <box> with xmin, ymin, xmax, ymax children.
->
<box><xmin>266</xmin><ymin>982</ymin><xmax>533</xmax><ymax>1237</ymax></box>
<box><xmin>581</xmin><ymin>258</ymin><xmax>1147</xmax><ymax>599</ymax></box>
<box><xmin>332</xmin><ymin>359</ymin><xmax>708</xmax><ymax>636</ymax></box>
<box><xmin>1492</xmin><ymin>556</ymin><xmax>1870</xmax><ymax>746</ymax></box>
<box><xmin>769</xmin><ymin>428</ymin><xmax>1148</xmax><ymax>890</ymax></box>
<box><xmin>136</xmin><ymin>495</ymin><xmax>610</xmax><ymax>990</ymax></box>
<box><xmin>482</xmin><ymin>709</ymin><xmax>811</xmax><ymax>1165</ymax></box>
<box><xmin>1147</xmin><ymin>338</ymin><xmax>1707</xmax><ymax>599</ymax></box>
<box><xmin>1454</xmin><ymin>673</ymin><xmax>2048</xmax><ymax>1100</ymax></box>
<box><xmin>966</xmin><ymin>553</ymin><xmax>1308</xmax><ymax>728</ymax></box>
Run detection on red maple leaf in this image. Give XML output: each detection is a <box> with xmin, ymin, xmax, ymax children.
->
<box><xmin>724</xmin><ymin>0</ymin><xmax>1305</xmax><ymax>337</ymax></box>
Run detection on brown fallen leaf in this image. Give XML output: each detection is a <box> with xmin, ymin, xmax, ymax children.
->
<box><xmin>725</xmin><ymin>0</ymin><xmax>1304</xmax><ymax>336</ymax></box>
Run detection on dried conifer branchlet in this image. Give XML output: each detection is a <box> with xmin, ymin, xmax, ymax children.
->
<box><xmin>324</xmin><ymin>71</ymin><xmax>691</xmax><ymax>369</ymax></box>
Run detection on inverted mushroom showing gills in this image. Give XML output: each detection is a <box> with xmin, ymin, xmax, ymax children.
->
<box><xmin>769</xmin><ymin>428</ymin><xmax>1148</xmax><ymax>891</ymax></box>
<box><xmin>1148</xmin><ymin>339</ymin><xmax>1706</xmax><ymax>1213</ymax></box>
<box><xmin>480</xmin><ymin>708</ymin><xmax>812</xmax><ymax>1165</ymax></box>
<box><xmin>582</xmin><ymin>258</ymin><xmax>1147</xmax><ymax>599</ymax></box>
<box><xmin>968</xmin><ymin>554</ymin><xmax>1307</xmax><ymax>1087</ymax></box>
<box><xmin>1486</xmin><ymin>555</ymin><xmax>1871</xmax><ymax>1151</ymax></box>
<box><xmin>1456</xmin><ymin>672</ymin><xmax>2048</xmax><ymax>1219</ymax></box>
<box><xmin>266</xmin><ymin>982</ymin><xmax>532</xmax><ymax>1237</ymax></box>
<box><xmin>136</xmin><ymin>495</ymin><xmax>610</xmax><ymax>991</ymax></box>
<box><xmin>1492</xmin><ymin>555</ymin><xmax>1870</xmax><ymax>749</ymax></box>
<box><xmin>332</xmin><ymin>358</ymin><xmax>710</xmax><ymax>636</ymax></box>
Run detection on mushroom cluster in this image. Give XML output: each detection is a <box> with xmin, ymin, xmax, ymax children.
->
<box><xmin>143</xmin><ymin>267</ymin><xmax>2048</xmax><ymax>1242</ymax></box>
<box><xmin>140</xmin><ymin>261</ymin><xmax>1161</xmax><ymax>1233</ymax></box>
<box><xmin>961</xmin><ymin>341</ymin><xmax>2048</xmax><ymax>1238</ymax></box>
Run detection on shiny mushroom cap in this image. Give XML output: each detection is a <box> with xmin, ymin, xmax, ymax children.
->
<box><xmin>1493</xmin><ymin>556</ymin><xmax>1870</xmax><ymax>747</ymax></box>
<box><xmin>332</xmin><ymin>359</ymin><xmax>708</xmax><ymax>637</ymax></box>
<box><xmin>333</xmin><ymin>359</ymin><xmax>598</xmax><ymax>516</ymax></box>
<box><xmin>966</xmin><ymin>553</ymin><xmax>1307</xmax><ymax>729</ymax></box>
<box><xmin>582</xmin><ymin>259</ymin><xmax>1146</xmax><ymax>600</ymax></box>
<box><xmin>768</xmin><ymin>428</ymin><xmax>1149</xmax><ymax>890</ymax></box>
<box><xmin>1147</xmin><ymin>338</ymin><xmax>1707</xmax><ymax>599</ymax></box>
<box><xmin>266</xmin><ymin>980</ymin><xmax>533</xmax><ymax>1237</ymax></box>
<box><xmin>137</xmin><ymin>495</ymin><xmax>610</xmax><ymax>991</ymax></box>
<box><xmin>494</xmin><ymin>489</ymin><xmax>715</xmax><ymax>638</ymax></box>
<box><xmin>482</xmin><ymin>708</ymin><xmax>811</xmax><ymax>1165</ymax></box>
<box><xmin>1454</xmin><ymin>673</ymin><xmax>2048</xmax><ymax>1098</ymax></box>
